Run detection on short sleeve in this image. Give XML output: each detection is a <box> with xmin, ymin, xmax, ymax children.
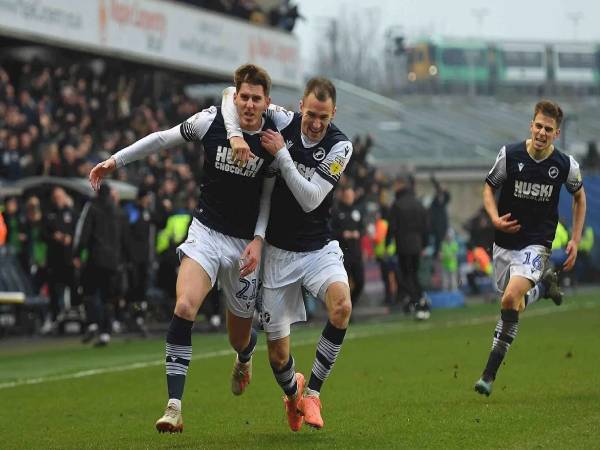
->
<box><xmin>566</xmin><ymin>155</ymin><xmax>583</xmax><ymax>194</ymax></box>
<box><xmin>265</xmin><ymin>104</ymin><xmax>295</xmax><ymax>131</ymax></box>
<box><xmin>179</xmin><ymin>106</ymin><xmax>217</xmax><ymax>142</ymax></box>
<box><xmin>265</xmin><ymin>158</ymin><xmax>280</xmax><ymax>178</ymax></box>
<box><xmin>486</xmin><ymin>146</ymin><xmax>507</xmax><ymax>188</ymax></box>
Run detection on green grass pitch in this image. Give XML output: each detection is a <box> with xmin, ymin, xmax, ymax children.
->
<box><xmin>1</xmin><ymin>292</ymin><xmax>599</xmax><ymax>449</ymax></box>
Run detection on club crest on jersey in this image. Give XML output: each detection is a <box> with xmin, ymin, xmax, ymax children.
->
<box><xmin>215</xmin><ymin>145</ymin><xmax>264</xmax><ymax>177</ymax></box>
<box><xmin>548</xmin><ymin>166</ymin><xmax>559</xmax><ymax>179</ymax></box>
<box><xmin>513</xmin><ymin>180</ymin><xmax>553</xmax><ymax>202</ymax></box>
<box><xmin>313</xmin><ymin>147</ymin><xmax>326</xmax><ymax>161</ymax></box>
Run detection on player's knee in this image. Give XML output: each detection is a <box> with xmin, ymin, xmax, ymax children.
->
<box><xmin>174</xmin><ymin>294</ymin><xmax>199</xmax><ymax>321</ymax></box>
<box><xmin>268</xmin><ymin>345</ymin><xmax>289</xmax><ymax>371</ymax></box>
<box><xmin>500</xmin><ymin>291</ymin><xmax>521</xmax><ymax>310</ymax></box>
<box><xmin>338</xmin><ymin>297</ymin><xmax>353</xmax><ymax>320</ymax></box>
<box><xmin>229</xmin><ymin>334</ymin><xmax>248</xmax><ymax>353</ymax></box>
<box><xmin>329</xmin><ymin>294</ymin><xmax>352</xmax><ymax>326</ymax></box>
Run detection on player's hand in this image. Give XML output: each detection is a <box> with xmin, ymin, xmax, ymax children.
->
<box><xmin>230</xmin><ymin>136</ymin><xmax>254</xmax><ymax>166</ymax></box>
<box><xmin>89</xmin><ymin>157</ymin><xmax>117</xmax><ymax>191</ymax></box>
<box><xmin>493</xmin><ymin>213</ymin><xmax>521</xmax><ymax>234</ymax></box>
<box><xmin>239</xmin><ymin>237</ymin><xmax>263</xmax><ymax>277</ymax></box>
<box><xmin>562</xmin><ymin>239</ymin><xmax>578</xmax><ymax>272</ymax></box>
<box><xmin>260</xmin><ymin>129</ymin><xmax>285</xmax><ymax>155</ymax></box>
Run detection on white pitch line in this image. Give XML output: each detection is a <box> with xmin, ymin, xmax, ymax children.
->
<box><xmin>1</xmin><ymin>300</ymin><xmax>596</xmax><ymax>390</ymax></box>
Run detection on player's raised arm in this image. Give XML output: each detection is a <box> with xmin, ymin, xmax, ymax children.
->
<box><xmin>221</xmin><ymin>87</ymin><xmax>252</xmax><ymax>164</ymax></box>
<box><xmin>222</xmin><ymin>86</ymin><xmax>295</xmax><ymax>164</ymax></box>
<box><xmin>260</xmin><ymin>129</ymin><xmax>353</xmax><ymax>212</ymax></box>
<box><xmin>89</xmin><ymin>108</ymin><xmax>216</xmax><ymax>191</ymax></box>
<box><xmin>222</xmin><ymin>86</ymin><xmax>294</xmax><ymax>134</ymax></box>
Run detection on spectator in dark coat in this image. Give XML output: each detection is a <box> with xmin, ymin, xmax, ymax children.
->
<box><xmin>41</xmin><ymin>187</ymin><xmax>77</xmax><ymax>333</ymax></box>
<box><xmin>429</xmin><ymin>174</ymin><xmax>450</xmax><ymax>257</ymax></box>
<box><xmin>386</xmin><ymin>177</ymin><xmax>430</xmax><ymax>317</ymax></box>
<box><xmin>73</xmin><ymin>184</ymin><xmax>122</xmax><ymax>346</ymax></box>
<box><xmin>331</xmin><ymin>185</ymin><xmax>365</xmax><ymax>305</ymax></box>
<box><xmin>123</xmin><ymin>188</ymin><xmax>165</xmax><ymax>335</ymax></box>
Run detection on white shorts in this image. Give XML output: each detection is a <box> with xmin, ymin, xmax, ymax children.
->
<box><xmin>177</xmin><ymin>219</ymin><xmax>258</xmax><ymax>319</ymax></box>
<box><xmin>492</xmin><ymin>243</ymin><xmax>551</xmax><ymax>293</ymax></box>
<box><xmin>258</xmin><ymin>240</ymin><xmax>348</xmax><ymax>340</ymax></box>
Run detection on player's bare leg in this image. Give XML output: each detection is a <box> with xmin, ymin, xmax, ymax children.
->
<box><xmin>156</xmin><ymin>256</ymin><xmax>212</xmax><ymax>433</ymax></box>
<box><xmin>228</xmin><ymin>311</ymin><xmax>256</xmax><ymax>395</ymax></box>
<box><xmin>475</xmin><ymin>276</ymin><xmax>531</xmax><ymax>397</ymax></box>
<box><xmin>267</xmin><ymin>336</ymin><xmax>305</xmax><ymax>431</ymax></box>
<box><xmin>300</xmin><ymin>282</ymin><xmax>352</xmax><ymax>429</ymax></box>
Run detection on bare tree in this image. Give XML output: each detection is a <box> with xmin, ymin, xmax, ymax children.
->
<box><xmin>315</xmin><ymin>6</ymin><xmax>385</xmax><ymax>91</ymax></box>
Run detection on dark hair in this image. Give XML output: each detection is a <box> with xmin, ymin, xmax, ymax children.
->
<box><xmin>303</xmin><ymin>77</ymin><xmax>336</xmax><ymax>106</ymax></box>
<box><xmin>533</xmin><ymin>100</ymin><xmax>563</xmax><ymax>128</ymax></box>
<box><xmin>234</xmin><ymin>64</ymin><xmax>271</xmax><ymax>96</ymax></box>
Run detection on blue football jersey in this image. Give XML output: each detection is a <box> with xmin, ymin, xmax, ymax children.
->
<box><xmin>265</xmin><ymin>112</ymin><xmax>353</xmax><ymax>251</ymax></box>
<box><xmin>486</xmin><ymin>141</ymin><xmax>582</xmax><ymax>250</ymax></box>
<box><xmin>179</xmin><ymin>106</ymin><xmax>276</xmax><ymax>239</ymax></box>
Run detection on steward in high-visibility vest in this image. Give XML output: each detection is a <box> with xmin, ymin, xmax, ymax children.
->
<box><xmin>156</xmin><ymin>213</ymin><xmax>192</xmax><ymax>255</ymax></box>
<box><xmin>551</xmin><ymin>221</ymin><xmax>569</xmax><ymax>250</ymax></box>
<box><xmin>373</xmin><ymin>218</ymin><xmax>395</xmax><ymax>259</ymax></box>
<box><xmin>577</xmin><ymin>226</ymin><xmax>594</xmax><ymax>253</ymax></box>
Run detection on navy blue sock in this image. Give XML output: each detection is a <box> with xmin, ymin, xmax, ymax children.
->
<box><xmin>238</xmin><ymin>328</ymin><xmax>257</xmax><ymax>363</ymax></box>
<box><xmin>165</xmin><ymin>314</ymin><xmax>193</xmax><ymax>400</ymax></box>
<box><xmin>272</xmin><ymin>355</ymin><xmax>297</xmax><ymax>397</ymax></box>
<box><xmin>482</xmin><ymin>309</ymin><xmax>519</xmax><ymax>382</ymax></box>
<box><xmin>307</xmin><ymin>321</ymin><xmax>347</xmax><ymax>393</ymax></box>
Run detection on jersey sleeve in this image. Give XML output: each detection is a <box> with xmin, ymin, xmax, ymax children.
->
<box><xmin>265</xmin><ymin>104</ymin><xmax>295</xmax><ymax>130</ymax></box>
<box><xmin>112</xmin><ymin>125</ymin><xmax>185</xmax><ymax>168</ymax></box>
<box><xmin>485</xmin><ymin>146</ymin><xmax>507</xmax><ymax>188</ymax></box>
<box><xmin>221</xmin><ymin>87</ymin><xmax>243</xmax><ymax>139</ymax></box>
<box><xmin>566</xmin><ymin>155</ymin><xmax>583</xmax><ymax>194</ymax></box>
<box><xmin>315</xmin><ymin>140</ymin><xmax>353</xmax><ymax>185</ymax></box>
<box><xmin>179</xmin><ymin>106</ymin><xmax>217</xmax><ymax>142</ymax></box>
<box><xmin>254</xmin><ymin>176</ymin><xmax>276</xmax><ymax>239</ymax></box>
<box><xmin>265</xmin><ymin>158</ymin><xmax>280</xmax><ymax>178</ymax></box>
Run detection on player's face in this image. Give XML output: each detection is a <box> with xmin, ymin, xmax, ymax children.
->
<box><xmin>234</xmin><ymin>83</ymin><xmax>270</xmax><ymax>131</ymax></box>
<box><xmin>300</xmin><ymin>93</ymin><xmax>336</xmax><ymax>142</ymax></box>
<box><xmin>530</xmin><ymin>113</ymin><xmax>560</xmax><ymax>152</ymax></box>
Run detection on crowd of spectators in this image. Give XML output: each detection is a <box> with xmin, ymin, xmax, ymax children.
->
<box><xmin>0</xmin><ymin>56</ymin><xmax>220</xmax><ymax>338</ymax></box>
<box><xmin>3</xmin><ymin>52</ymin><xmax>595</xmax><ymax>337</ymax></box>
<box><xmin>0</xmin><ymin>53</ymin><xmax>496</xmax><ymax>335</ymax></box>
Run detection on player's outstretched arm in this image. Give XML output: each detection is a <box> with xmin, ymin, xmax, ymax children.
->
<box><xmin>89</xmin><ymin>125</ymin><xmax>186</xmax><ymax>191</ymax></box>
<box><xmin>89</xmin><ymin>157</ymin><xmax>116</xmax><ymax>192</ymax></box>
<box><xmin>563</xmin><ymin>187</ymin><xmax>586</xmax><ymax>271</ymax></box>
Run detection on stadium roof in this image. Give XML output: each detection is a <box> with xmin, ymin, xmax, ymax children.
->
<box><xmin>187</xmin><ymin>82</ymin><xmax>600</xmax><ymax>171</ymax></box>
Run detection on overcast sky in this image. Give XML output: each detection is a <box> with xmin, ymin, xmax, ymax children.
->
<box><xmin>293</xmin><ymin>0</ymin><xmax>600</xmax><ymax>73</ymax></box>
